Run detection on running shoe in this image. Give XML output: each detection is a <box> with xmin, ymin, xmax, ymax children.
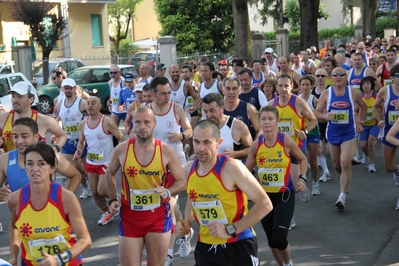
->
<box><xmin>164</xmin><ymin>255</ymin><xmax>173</xmax><ymax>266</ymax></box>
<box><xmin>97</xmin><ymin>211</ymin><xmax>114</xmax><ymax>225</ymax></box>
<box><xmin>335</xmin><ymin>196</ymin><xmax>346</xmax><ymax>210</ymax></box>
<box><xmin>361</xmin><ymin>154</ymin><xmax>368</xmax><ymax>165</ymax></box>
<box><xmin>298</xmin><ymin>178</ymin><xmax>310</xmax><ymax>202</ymax></box>
<box><xmin>367</xmin><ymin>163</ymin><xmax>376</xmax><ymax>173</ymax></box>
<box><xmin>0</xmin><ymin>222</ymin><xmax>3</xmax><ymax>233</ymax></box>
<box><xmin>396</xmin><ymin>199</ymin><xmax>399</xmax><ymax>211</ymax></box>
<box><xmin>394</xmin><ymin>171</ymin><xmax>399</xmax><ymax>187</ymax></box>
<box><xmin>288</xmin><ymin>217</ymin><xmax>296</xmax><ymax>230</ymax></box>
<box><xmin>79</xmin><ymin>188</ymin><xmax>92</xmax><ymax>199</ymax></box>
<box><xmin>318</xmin><ymin>172</ymin><xmax>331</xmax><ymax>182</ymax></box>
<box><xmin>352</xmin><ymin>154</ymin><xmax>362</xmax><ymax>165</ymax></box>
<box><xmin>177</xmin><ymin>227</ymin><xmax>194</xmax><ymax>258</ymax></box>
<box><xmin>311</xmin><ymin>183</ymin><xmax>320</xmax><ymax>196</ymax></box>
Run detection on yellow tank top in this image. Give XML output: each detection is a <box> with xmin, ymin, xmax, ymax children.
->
<box><xmin>193</xmin><ymin>71</ymin><xmax>200</xmax><ymax>83</ymax></box>
<box><xmin>326</xmin><ymin>77</ymin><xmax>333</xmax><ymax>86</ymax></box>
<box><xmin>363</xmin><ymin>91</ymin><xmax>377</xmax><ymax>126</ymax></box>
<box><xmin>272</xmin><ymin>94</ymin><xmax>306</xmax><ymax>150</ymax></box>
<box><xmin>256</xmin><ymin>133</ymin><xmax>293</xmax><ymax>193</ymax></box>
<box><xmin>15</xmin><ymin>183</ymin><xmax>81</xmax><ymax>265</ymax></box>
<box><xmin>2</xmin><ymin>110</ymin><xmax>38</xmax><ymax>152</ymax></box>
<box><xmin>187</xmin><ymin>155</ymin><xmax>255</xmax><ymax>244</ymax></box>
<box><xmin>121</xmin><ymin>138</ymin><xmax>167</xmax><ymax>211</ymax></box>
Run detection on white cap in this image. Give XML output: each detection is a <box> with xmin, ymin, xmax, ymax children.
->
<box><xmin>8</xmin><ymin>81</ymin><xmax>35</xmax><ymax>96</ymax></box>
<box><xmin>367</xmin><ymin>35</ymin><xmax>372</xmax><ymax>39</ymax></box>
<box><xmin>264</xmin><ymin>47</ymin><xmax>274</xmax><ymax>53</ymax></box>
<box><xmin>133</xmin><ymin>83</ymin><xmax>144</xmax><ymax>92</ymax></box>
<box><xmin>61</xmin><ymin>78</ymin><xmax>76</xmax><ymax>87</ymax></box>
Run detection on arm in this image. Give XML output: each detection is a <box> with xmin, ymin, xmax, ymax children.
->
<box><xmin>117</xmin><ymin>90</ymin><xmax>125</xmax><ymax>113</ymax></box>
<box><xmin>104</xmin><ymin>117</ymin><xmax>124</xmax><ymax>142</ymax></box>
<box><xmin>106</xmin><ymin>141</ymin><xmax>126</xmax><ymax>214</ymax></box>
<box><xmin>0</xmin><ymin>153</ymin><xmax>11</xmax><ymax>202</ymax></box>
<box><xmin>177</xmin><ymin>162</ymin><xmax>196</xmax><ymax>236</ymax></box>
<box><xmin>124</xmin><ymin>104</ymin><xmax>134</xmax><ymax>135</ymax></box>
<box><xmin>295</xmin><ymin>97</ymin><xmax>318</xmax><ymax>140</ymax></box>
<box><xmin>258</xmin><ymin>89</ymin><xmax>268</xmax><ymax>108</ymax></box>
<box><xmin>79</xmin><ymin>98</ymin><xmax>87</xmax><ymax>116</ymax></box>
<box><xmin>245</xmin><ymin>140</ymin><xmax>259</xmax><ymax>172</ymax></box>
<box><xmin>7</xmin><ymin>191</ymin><xmax>21</xmax><ymax>266</ymax></box>
<box><xmin>386</xmin><ymin>119</ymin><xmax>399</xmax><ymax>146</ymax></box>
<box><xmin>184</xmin><ymin>83</ymin><xmax>201</xmax><ymax>112</ymax></box>
<box><xmin>373</xmin><ymin>87</ymin><xmax>386</xmax><ymax>126</ymax></box>
<box><xmin>353</xmin><ymin>89</ymin><xmax>367</xmax><ymax>133</ymax></box>
<box><xmin>314</xmin><ymin>90</ymin><xmax>330</xmax><ymax>123</ymax></box>
<box><xmin>74</xmin><ymin>120</ymin><xmax>86</xmax><ymax>159</ymax></box>
<box><xmin>247</xmin><ymin>104</ymin><xmax>260</xmax><ymax>137</ymax></box>
<box><xmin>226</xmin><ymin>120</ymin><xmax>252</xmax><ymax>159</ymax></box>
<box><xmin>55</xmin><ymin>153</ymin><xmax>81</xmax><ymax>193</ymax></box>
<box><xmin>162</xmin><ymin>143</ymin><xmax>186</xmax><ymax>196</ymax></box>
<box><xmin>167</xmin><ymin>103</ymin><xmax>193</xmax><ymax>143</ymax></box>
<box><xmin>285</xmin><ymin>135</ymin><xmax>308</xmax><ymax>190</ymax></box>
<box><xmin>40</xmin><ymin>115</ymin><xmax>67</xmax><ymax>148</ymax></box>
<box><xmin>291</xmin><ymin>72</ymin><xmax>301</xmax><ymax>94</ymax></box>
<box><xmin>62</xmin><ymin>190</ymin><xmax>92</xmax><ymax>260</ymax></box>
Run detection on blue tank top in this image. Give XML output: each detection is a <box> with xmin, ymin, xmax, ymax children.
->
<box><xmin>251</xmin><ymin>72</ymin><xmax>264</xmax><ymax>89</ymax></box>
<box><xmin>239</xmin><ymin>88</ymin><xmax>261</xmax><ymax>111</ymax></box>
<box><xmin>223</xmin><ymin>100</ymin><xmax>256</xmax><ymax>140</ymax></box>
<box><xmin>7</xmin><ymin>150</ymin><xmax>29</xmax><ymax>192</ymax></box>
<box><xmin>326</xmin><ymin>86</ymin><xmax>356</xmax><ymax>141</ymax></box>
<box><xmin>348</xmin><ymin>67</ymin><xmax>367</xmax><ymax>90</ymax></box>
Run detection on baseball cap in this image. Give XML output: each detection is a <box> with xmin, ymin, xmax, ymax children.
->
<box><xmin>367</xmin><ymin>35</ymin><xmax>372</xmax><ymax>39</ymax></box>
<box><xmin>264</xmin><ymin>47</ymin><xmax>274</xmax><ymax>54</ymax></box>
<box><xmin>157</xmin><ymin>63</ymin><xmax>166</xmax><ymax>70</ymax></box>
<box><xmin>218</xmin><ymin>59</ymin><xmax>228</xmax><ymax>65</ymax></box>
<box><xmin>61</xmin><ymin>78</ymin><xmax>76</xmax><ymax>88</ymax></box>
<box><xmin>124</xmin><ymin>72</ymin><xmax>136</xmax><ymax>82</ymax></box>
<box><xmin>8</xmin><ymin>81</ymin><xmax>35</xmax><ymax>96</ymax></box>
<box><xmin>133</xmin><ymin>83</ymin><xmax>144</xmax><ymax>92</ymax></box>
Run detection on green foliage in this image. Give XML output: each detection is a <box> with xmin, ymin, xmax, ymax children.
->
<box><xmin>248</xmin><ymin>0</ymin><xmax>282</xmax><ymax>26</ymax></box>
<box><xmin>376</xmin><ymin>12</ymin><xmax>396</xmax><ymax>37</ymax></box>
<box><xmin>317</xmin><ymin>26</ymin><xmax>354</xmax><ymax>40</ymax></box>
<box><xmin>284</xmin><ymin>0</ymin><xmax>329</xmax><ymax>32</ymax></box>
<box><xmin>154</xmin><ymin>0</ymin><xmax>234</xmax><ymax>54</ymax></box>
<box><xmin>111</xmin><ymin>36</ymin><xmax>138</xmax><ymax>57</ymax></box>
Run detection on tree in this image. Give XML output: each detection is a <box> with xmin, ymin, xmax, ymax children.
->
<box><xmin>298</xmin><ymin>0</ymin><xmax>323</xmax><ymax>49</ymax></box>
<box><xmin>397</xmin><ymin>0</ymin><xmax>399</xmax><ymax>35</ymax></box>
<box><xmin>7</xmin><ymin>0</ymin><xmax>67</xmax><ymax>85</ymax></box>
<box><xmin>108</xmin><ymin>0</ymin><xmax>142</xmax><ymax>56</ymax></box>
<box><xmin>232</xmin><ymin>0</ymin><xmax>252</xmax><ymax>62</ymax></box>
<box><xmin>362</xmin><ymin>0</ymin><xmax>379</xmax><ymax>38</ymax></box>
<box><xmin>154</xmin><ymin>0</ymin><xmax>234</xmax><ymax>54</ymax></box>
<box><xmin>248</xmin><ymin>0</ymin><xmax>285</xmax><ymax>28</ymax></box>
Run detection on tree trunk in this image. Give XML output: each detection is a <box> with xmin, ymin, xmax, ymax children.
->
<box><xmin>278</xmin><ymin>0</ymin><xmax>284</xmax><ymax>28</ymax></box>
<box><xmin>232</xmin><ymin>0</ymin><xmax>252</xmax><ymax>63</ymax></box>
<box><xmin>298</xmin><ymin>0</ymin><xmax>319</xmax><ymax>50</ymax></box>
<box><xmin>362</xmin><ymin>0</ymin><xmax>378</xmax><ymax>38</ymax></box>
<box><xmin>42</xmin><ymin>50</ymin><xmax>51</xmax><ymax>86</ymax></box>
<box><xmin>397</xmin><ymin>0</ymin><xmax>399</xmax><ymax>35</ymax></box>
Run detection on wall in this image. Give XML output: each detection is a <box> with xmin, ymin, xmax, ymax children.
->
<box><xmin>132</xmin><ymin>0</ymin><xmax>161</xmax><ymax>41</ymax></box>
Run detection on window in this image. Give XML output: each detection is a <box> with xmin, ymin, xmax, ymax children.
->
<box><xmin>9</xmin><ymin>76</ymin><xmax>23</xmax><ymax>86</ymax></box>
<box><xmin>92</xmin><ymin>69</ymin><xmax>109</xmax><ymax>83</ymax></box>
<box><xmin>69</xmin><ymin>69</ymin><xmax>89</xmax><ymax>84</ymax></box>
<box><xmin>91</xmin><ymin>14</ymin><xmax>103</xmax><ymax>47</ymax></box>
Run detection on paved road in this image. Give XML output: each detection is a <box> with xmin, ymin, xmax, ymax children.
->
<box><xmin>0</xmin><ymin>139</ymin><xmax>399</xmax><ymax>266</ymax></box>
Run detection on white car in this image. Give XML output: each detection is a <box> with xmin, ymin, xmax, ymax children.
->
<box><xmin>0</xmin><ymin>73</ymin><xmax>39</xmax><ymax>111</ymax></box>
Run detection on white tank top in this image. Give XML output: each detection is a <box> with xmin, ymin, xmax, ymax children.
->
<box><xmin>170</xmin><ymin>80</ymin><xmax>193</xmax><ymax>121</ymax></box>
<box><xmin>58</xmin><ymin>97</ymin><xmax>84</xmax><ymax>140</ymax></box>
<box><xmin>149</xmin><ymin>102</ymin><xmax>186</xmax><ymax>164</ymax></box>
<box><xmin>299</xmin><ymin>94</ymin><xmax>315</xmax><ymax>111</ymax></box>
<box><xmin>218</xmin><ymin>116</ymin><xmax>241</xmax><ymax>154</ymax></box>
<box><xmin>84</xmin><ymin>115</ymin><xmax>114</xmax><ymax>166</ymax></box>
<box><xmin>291</xmin><ymin>63</ymin><xmax>304</xmax><ymax>77</ymax></box>
<box><xmin>199</xmin><ymin>79</ymin><xmax>220</xmax><ymax>99</ymax></box>
<box><xmin>267</xmin><ymin>58</ymin><xmax>279</xmax><ymax>73</ymax></box>
<box><xmin>110</xmin><ymin>79</ymin><xmax>124</xmax><ymax>113</ymax></box>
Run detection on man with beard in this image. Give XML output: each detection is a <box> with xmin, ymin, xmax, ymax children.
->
<box><xmin>169</xmin><ymin>64</ymin><xmax>201</xmax><ymax>122</ymax></box>
<box><xmin>0</xmin><ymin>81</ymin><xmax>66</xmax><ymax>153</ymax></box>
<box><xmin>106</xmin><ymin>106</ymin><xmax>186</xmax><ymax>266</ymax></box>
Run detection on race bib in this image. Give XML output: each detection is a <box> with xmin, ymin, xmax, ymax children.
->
<box><xmin>192</xmin><ymin>200</ymin><xmax>228</xmax><ymax>226</ymax></box>
<box><xmin>331</xmin><ymin>110</ymin><xmax>349</xmax><ymax>124</ymax></box>
<box><xmin>388</xmin><ymin>110</ymin><xmax>399</xmax><ymax>125</ymax></box>
<box><xmin>186</xmin><ymin>96</ymin><xmax>194</xmax><ymax>107</ymax></box>
<box><xmin>277</xmin><ymin>122</ymin><xmax>294</xmax><ymax>136</ymax></box>
<box><xmin>258</xmin><ymin>168</ymin><xmax>284</xmax><ymax>189</ymax></box>
<box><xmin>87</xmin><ymin>150</ymin><xmax>103</xmax><ymax>162</ymax></box>
<box><xmin>384</xmin><ymin>79</ymin><xmax>393</xmax><ymax>87</ymax></box>
<box><xmin>112</xmin><ymin>98</ymin><xmax>118</xmax><ymax>105</ymax></box>
<box><xmin>29</xmin><ymin>235</ymin><xmax>68</xmax><ymax>260</ymax></box>
<box><xmin>64</xmin><ymin>124</ymin><xmax>79</xmax><ymax>133</ymax></box>
<box><xmin>130</xmin><ymin>189</ymin><xmax>161</xmax><ymax>211</ymax></box>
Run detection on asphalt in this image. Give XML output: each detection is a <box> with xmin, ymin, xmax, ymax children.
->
<box><xmin>0</xmin><ymin>139</ymin><xmax>399</xmax><ymax>266</ymax></box>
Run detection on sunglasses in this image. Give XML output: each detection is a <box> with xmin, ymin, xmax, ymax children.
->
<box><xmin>315</xmin><ymin>75</ymin><xmax>326</xmax><ymax>78</ymax></box>
<box><xmin>332</xmin><ymin>72</ymin><xmax>346</xmax><ymax>77</ymax></box>
<box><xmin>125</xmin><ymin>81</ymin><xmax>134</xmax><ymax>83</ymax></box>
<box><xmin>110</xmin><ymin>72</ymin><xmax>118</xmax><ymax>75</ymax></box>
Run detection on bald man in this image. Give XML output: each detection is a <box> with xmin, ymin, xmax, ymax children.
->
<box><xmin>315</xmin><ymin>67</ymin><xmax>367</xmax><ymax>210</ymax></box>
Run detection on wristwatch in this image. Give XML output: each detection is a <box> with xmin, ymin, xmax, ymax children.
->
<box><xmin>51</xmin><ymin>144</ymin><xmax>61</xmax><ymax>153</ymax></box>
<box><xmin>58</xmin><ymin>250</ymin><xmax>72</xmax><ymax>264</ymax></box>
<box><xmin>225</xmin><ymin>224</ymin><xmax>237</xmax><ymax>237</ymax></box>
<box><xmin>181</xmin><ymin>133</ymin><xmax>186</xmax><ymax>140</ymax></box>
<box><xmin>304</xmin><ymin>129</ymin><xmax>309</xmax><ymax>135</ymax></box>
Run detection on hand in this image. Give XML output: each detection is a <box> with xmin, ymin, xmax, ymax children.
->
<box><xmin>125</xmin><ymin>127</ymin><xmax>131</xmax><ymax>135</ymax></box>
<box><xmin>0</xmin><ymin>185</ymin><xmax>11</xmax><ymax>202</ymax></box>
<box><xmin>295</xmin><ymin>128</ymin><xmax>306</xmax><ymax>140</ymax></box>
<box><xmin>207</xmin><ymin>221</ymin><xmax>230</xmax><ymax>239</ymax></box>
<box><xmin>186</xmin><ymin>106</ymin><xmax>195</xmax><ymax>114</ymax></box>
<box><xmin>325</xmin><ymin>112</ymin><xmax>334</xmax><ymax>121</ymax></box>
<box><xmin>153</xmin><ymin>182</ymin><xmax>170</xmax><ymax>199</ymax></box>
<box><xmin>167</xmin><ymin>132</ymin><xmax>182</xmax><ymax>143</ymax></box>
<box><xmin>109</xmin><ymin>201</ymin><xmax>120</xmax><ymax>215</ymax></box>
<box><xmin>73</xmin><ymin>150</ymin><xmax>82</xmax><ymax>160</ymax></box>
<box><xmin>50</xmin><ymin>135</ymin><xmax>57</xmax><ymax>144</ymax></box>
<box><xmin>176</xmin><ymin>219</ymin><xmax>190</xmax><ymax>237</ymax></box>
<box><xmin>356</xmin><ymin>123</ymin><xmax>364</xmax><ymax>133</ymax></box>
<box><xmin>9</xmin><ymin>257</ymin><xmax>17</xmax><ymax>266</ymax></box>
<box><xmin>0</xmin><ymin>135</ymin><xmax>5</xmax><ymax>146</ymax></box>
<box><xmin>378</xmin><ymin>120</ymin><xmax>385</xmax><ymax>129</ymax></box>
<box><xmin>38</xmin><ymin>250</ymin><xmax>57</xmax><ymax>266</ymax></box>
<box><xmin>117</xmin><ymin>104</ymin><xmax>125</xmax><ymax>113</ymax></box>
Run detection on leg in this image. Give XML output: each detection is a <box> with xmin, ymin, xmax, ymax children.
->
<box><xmin>338</xmin><ymin>138</ymin><xmax>357</xmax><ymax>193</ymax></box>
<box><xmin>119</xmin><ymin>236</ymin><xmax>144</xmax><ymax>266</ymax></box>
<box><xmin>328</xmin><ymin>144</ymin><xmax>342</xmax><ymax>175</ymax></box>
<box><xmin>87</xmin><ymin>172</ymin><xmax>107</xmax><ymax>210</ymax></box>
<box><xmin>359</xmin><ymin>140</ymin><xmax>368</xmax><ymax>155</ymax></box>
<box><xmin>145</xmin><ymin>232</ymin><xmax>171</xmax><ymax>266</ymax></box>
<box><xmin>367</xmin><ymin>136</ymin><xmax>377</xmax><ymax>164</ymax></box>
<box><xmin>382</xmin><ymin>144</ymin><xmax>398</xmax><ymax>173</ymax></box>
<box><xmin>307</xmin><ymin>142</ymin><xmax>319</xmax><ymax>183</ymax></box>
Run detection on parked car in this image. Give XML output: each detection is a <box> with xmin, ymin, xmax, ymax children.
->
<box><xmin>32</xmin><ymin>59</ymin><xmax>84</xmax><ymax>87</ymax></box>
<box><xmin>127</xmin><ymin>51</ymin><xmax>159</xmax><ymax>77</ymax></box>
<box><xmin>0</xmin><ymin>72</ymin><xmax>39</xmax><ymax>110</ymax></box>
<box><xmin>36</xmin><ymin>65</ymin><xmax>135</xmax><ymax>114</ymax></box>
<box><xmin>0</xmin><ymin>63</ymin><xmax>15</xmax><ymax>75</ymax></box>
